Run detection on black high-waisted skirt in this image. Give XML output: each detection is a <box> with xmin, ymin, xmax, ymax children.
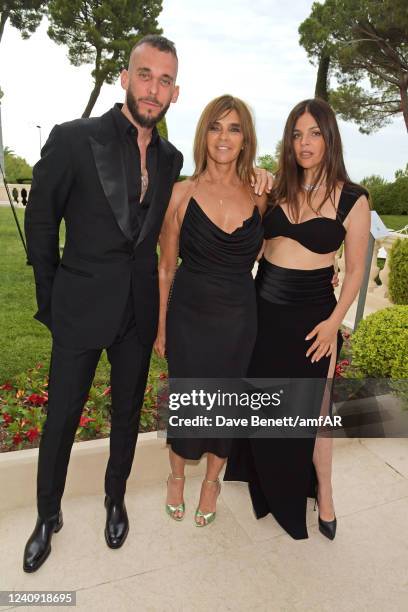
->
<box><xmin>224</xmin><ymin>258</ymin><xmax>342</xmax><ymax>539</ymax></box>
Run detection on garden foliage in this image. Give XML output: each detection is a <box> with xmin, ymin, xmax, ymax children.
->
<box><xmin>351</xmin><ymin>306</ymin><xmax>408</xmax><ymax>378</ymax></box>
<box><xmin>389</xmin><ymin>238</ymin><xmax>408</xmax><ymax>305</ymax></box>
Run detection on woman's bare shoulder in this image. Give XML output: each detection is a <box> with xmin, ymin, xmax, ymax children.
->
<box><xmin>253</xmin><ymin>192</ymin><xmax>268</xmax><ymax>215</ymax></box>
<box><xmin>166</xmin><ymin>179</ymin><xmax>196</xmax><ymax>227</ymax></box>
<box><xmin>171</xmin><ymin>178</ymin><xmax>195</xmax><ymax>203</ymax></box>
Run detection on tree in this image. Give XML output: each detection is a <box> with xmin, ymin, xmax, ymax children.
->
<box><xmin>47</xmin><ymin>0</ymin><xmax>163</xmax><ymax>118</ymax></box>
<box><xmin>4</xmin><ymin>146</ymin><xmax>33</xmax><ymax>182</ymax></box>
<box><xmin>395</xmin><ymin>163</ymin><xmax>408</xmax><ymax>180</ymax></box>
<box><xmin>362</xmin><ymin>169</ymin><xmax>408</xmax><ymax>216</ymax></box>
<box><xmin>360</xmin><ymin>174</ymin><xmax>387</xmax><ymax>190</ymax></box>
<box><xmin>257</xmin><ymin>154</ymin><xmax>277</xmax><ymax>174</ymax></box>
<box><xmin>298</xmin><ymin>1</ymin><xmax>331</xmax><ymax>101</ymax></box>
<box><xmin>157</xmin><ymin>117</ymin><xmax>167</xmax><ymax>140</ymax></box>
<box><xmin>274</xmin><ymin>139</ymin><xmax>282</xmax><ymax>160</ymax></box>
<box><xmin>299</xmin><ymin>0</ymin><xmax>408</xmax><ymax>134</ymax></box>
<box><xmin>257</xmin><ymin>141</ymin><xmax>282</xmax><ymax>174</ymax></box>
<box><xmin>0</xmin><ymin>1</ymin><xmax>45</xmax><ymax>45</ymax></box>
<box><xmin>314</xmin><ymin>52</ymin><xmax>330</xmax><ymax>101</ymax></box>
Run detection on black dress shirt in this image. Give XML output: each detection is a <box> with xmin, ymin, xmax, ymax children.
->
<box><xmin>112</xmin><ymin>103</ymin><xmax>159</xmax><ymax>240</ymax></box>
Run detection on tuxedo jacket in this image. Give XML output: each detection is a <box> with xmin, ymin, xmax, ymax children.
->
<box><xmin>25</xmin><ymin>107</ymin><xmax>183</xmax><ymax>349</ymax></box>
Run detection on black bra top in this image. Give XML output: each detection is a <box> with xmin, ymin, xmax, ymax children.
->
<box><xmin>263</xmin><ymin>183</ymin><xmax>368</xmax><ymax>254</ymax></box>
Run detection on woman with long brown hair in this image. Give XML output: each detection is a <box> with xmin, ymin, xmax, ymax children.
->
<box><xmin>155</xmin><ymin>95</ymin><xmax>270</xmax><ymax>526</ymax></box>
<box><xmin>225</xmin><ymin>98</ymin><xmax>370</xmax><ymax>540</ymax></box>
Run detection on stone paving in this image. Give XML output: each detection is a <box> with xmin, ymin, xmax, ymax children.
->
<box><xmin>1</xmin><ymin>438</ymin><xmax>408</xmax><ymax>611</ymax></box>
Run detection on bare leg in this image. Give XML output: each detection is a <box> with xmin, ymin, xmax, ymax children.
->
<box><xmin>166</xmin><ymin>447</ymin><xmax>186</xmax><ymax>519</ymax></box>
<box><xmin>313</xmin><ymin>342</ymin><xmax>337</xmax><ymax>521</ymax></box>
<box><xmin>313</xmin><ymin>436</ymin><xmax>335</xmax><ymax>520</ymax></box>
<box><xmin>195</xmin><ymin>453</ymin><xmax>225</xmax><ymax>526</ymax></box>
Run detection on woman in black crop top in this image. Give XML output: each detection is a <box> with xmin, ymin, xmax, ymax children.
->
<box><xmin>225</xmin><ymin>98</ymin><xmax>370</xmax><ymax>540</ymax></box>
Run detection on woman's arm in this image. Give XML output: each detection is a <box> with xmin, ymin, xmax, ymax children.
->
<box><xmin>154</xmin><ymin>181</ymin><xmax>189</xmax><ymax>358</ymax></box>
<box><xmin>254</xmin><ymin>192</ymin><xmax>268</xmax><ymax>260</ymax></box>
<box><xmin>251</xmin><ymin>168</ymin><xmax>273</xmax><ymax>196</ymax></box>
<box><xmin>306</xmin><ymin>195</ymin><xmax>370</xmax><ymax>362</ymax></box>
<box><xmin>330</xmin><ymin>195</ymin><xmax>371</xmax><ymax>326</ymax></box>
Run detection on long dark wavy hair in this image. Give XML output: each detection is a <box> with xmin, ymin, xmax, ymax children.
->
<box><xmin>270</xmin><ymin>98</ymin><xmax>360</xmax><ymax>221</ymax></box>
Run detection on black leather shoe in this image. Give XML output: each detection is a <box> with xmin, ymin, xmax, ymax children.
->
<box><xmin>23</xmin><ymin>511</ymin><xmax>63</xmax><ymax>573</ymax></box>
<box><xmin>318</xmin><ymin>515</ymin><xmax>337</xmax><ymax>540</ymax></box>
<box><xmin>314</xmin><ymin>484</ymin><xmax>337</xmax><ymax>540</ymax></box>
<box><xmin>104</xmin><ymin>496</ymin><xmax>129</xmax><ymax>549</ymax></box>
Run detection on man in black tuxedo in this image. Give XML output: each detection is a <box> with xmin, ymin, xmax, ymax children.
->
<box><xmin>23</xmin><ymin>34</ymin><xmax>182</xmax><ymax>572</ymax></box>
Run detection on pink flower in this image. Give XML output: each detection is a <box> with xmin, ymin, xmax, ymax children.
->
<box><xmin>12</xmin><ymin>433</ymin><xmax>23</xmax><ymax>445</ymax></box>
<box><xmin>102</xmin><ymin>386</ymin><xmax>111</xmax><ymax>396</ymax></box>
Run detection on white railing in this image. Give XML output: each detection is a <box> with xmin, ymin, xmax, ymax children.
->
<box><xmin>0</xmin><ymin>182</ymin><xmax>31</xmax><ymax>207</ymax></box>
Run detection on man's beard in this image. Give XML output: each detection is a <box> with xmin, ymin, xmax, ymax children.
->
<box><xmin>126</xmin><ymin>88</ymin><xmax>170</xmax><ymax>128</ymax></box>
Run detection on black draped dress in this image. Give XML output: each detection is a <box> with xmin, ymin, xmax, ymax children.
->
<box><xmin>166</xmin><ymin>197</ymin><xmax>264</xmax><ymax>460</ymax></box>
<box><xmin>225</xmin><ymin>183</ymin><xmax>368</xmax><ymax>539</ymax></box>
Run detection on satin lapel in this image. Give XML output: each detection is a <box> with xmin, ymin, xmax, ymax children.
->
<box><xmin>136</xmin><ymin>142</ymin><xmax>174</xmax><ymax>246</ymax></box>
<box><xmin>89</xmin><ymin>136</ymin><xmax>132</xmax><ymax>241</ymax></box>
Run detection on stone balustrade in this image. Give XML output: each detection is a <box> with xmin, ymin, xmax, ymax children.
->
<box><xmin>0</xmin><ymin>182</ymin><xmax>31</xmax><ymax>207</ymax></box>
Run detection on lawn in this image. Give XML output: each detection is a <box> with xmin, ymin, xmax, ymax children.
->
<box><xmin>0</xmin><ymin>206</ymin><xmax>166</xmax><ymax>384</ymax></box>
<box><xmin>381</xmin><ymin>215</ymin><xmax>407</xmax><ymax>231</ymax></box>
<box><xmin>0</xmin><ymin>206</ymin><xmax>405</xmax><ymax>383</ymax></box>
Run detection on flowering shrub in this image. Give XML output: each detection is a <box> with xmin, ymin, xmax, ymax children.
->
<box><xmin>335</xmin><ymin>328</ymin><xmax>352</xmax><ymax>378</ymax></box>
<box><xmin>335</xmin><ymin>359</ymin><xmax>350</xmax><ymax>378</ymax></box>
<box><xmin>0</xmin><ymin>364</ymin><xmax>166</xmax><ymax>452</ymax></box>
<box><xmin>334</xmin><ymin>318</ymin><xmax>408</xmax><ymax>406</ymax></box>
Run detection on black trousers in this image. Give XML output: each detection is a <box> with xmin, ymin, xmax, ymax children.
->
<box><xmin>36</xmin><ymin>295</ymin><xmax>152</xmax><ymax>518</ymax></box>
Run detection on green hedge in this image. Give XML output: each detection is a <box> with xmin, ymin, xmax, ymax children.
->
<box><xmin>369</xmin><ymin>177</ymin><xmax>408</xmax><ymax>215</ymax></box>
<box><xmin>390</xmin><ymin>351</ymin><xmax>408</xmax><ymax>407</ymax></box>
<box><xmin>389</xmin><ymin>238</ymin><xmax>408</xmax><ymax>304</ymax></box>
<box><xmin>351</xmin><ymin>306</ymin><xmax>408</xmax><ymax>377</ymax></box>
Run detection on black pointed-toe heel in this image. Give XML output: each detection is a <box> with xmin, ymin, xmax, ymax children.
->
<box><xmin>314</xmin><ymin>485</ymin><xmax>337</xmax><ymax>540</ymax></box>
<box><xmin>318</xmin><ymin>515</ymin><xmax>337</xmax><ymax>540</ymax></box>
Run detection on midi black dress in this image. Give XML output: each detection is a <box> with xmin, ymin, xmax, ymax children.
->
<box><xmin>166</xmin><ymin>197</ymin><xmax>264</xmax><ymax>460</ymax></box>
<box><xmin>225</xmin><ymin>183</ymin><xmax>368</xmax><ymax>539</ymax></box>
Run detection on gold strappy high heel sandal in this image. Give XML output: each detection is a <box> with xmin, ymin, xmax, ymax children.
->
<box><xmin>165</xmin><ymin>474</ymin><xmax>185</xmax><ymax>521</ymax></box>
<box><xmin>195</xmin><ymin>478</ymin><xmax>221</xmax><ymax>527</ymax></box>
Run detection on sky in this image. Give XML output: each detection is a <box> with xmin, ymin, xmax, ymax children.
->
<box><xmin>0</xmin><ymin>0</ymin><xmax>406</xmax><ymax>181</ymax></box>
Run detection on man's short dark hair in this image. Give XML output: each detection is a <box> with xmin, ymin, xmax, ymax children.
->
<box><xmin>131</xmin><ymin>35</ymin><xmax>178</xmax><ymax>60</ymax></box>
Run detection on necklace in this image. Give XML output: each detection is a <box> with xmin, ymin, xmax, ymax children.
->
<box><xmin>200</xmin><ymin>172</ymin><xmax>238</xmax><ymax>206</ymax></box>
<box><xmin>302</xmin><ymin>182</ymin><xmax>326</xmax><ymax>192</ymax></box>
